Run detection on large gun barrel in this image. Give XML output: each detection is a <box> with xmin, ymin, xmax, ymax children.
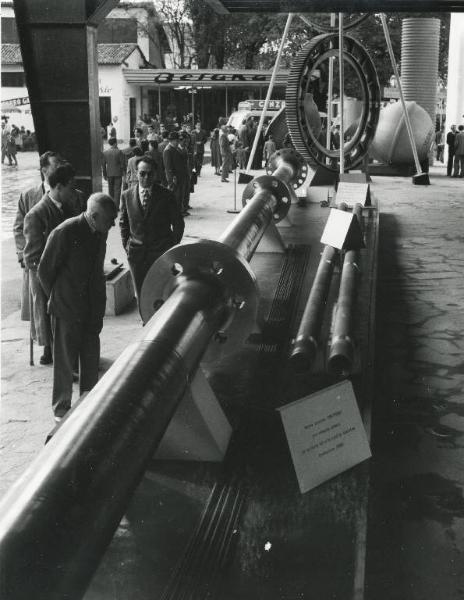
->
<box><xmin>0</xmin><ymin>150</ymin><xmax>306</xmax><ymax>600</ymax></box>
<box><xmin>328</xmin><ymin>203</ymin><xmax>364</xmax><ymax>374</ymax></box>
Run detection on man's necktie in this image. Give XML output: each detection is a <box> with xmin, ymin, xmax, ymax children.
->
<box><xmin>141</xmin><ymin>188</ymin><xmax>150</xmax><ymax>213</ymax></box>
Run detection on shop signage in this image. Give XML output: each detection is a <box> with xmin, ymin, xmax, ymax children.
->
<box><xmin>1</xmin><ymin>96</ymin><xmax>30</xmax><ymax>107</ymax></box>
<box><xmin>153</xmin><ymin>72</ymin><xmax>270</xmax><ymax>84</ymax></box>
<box><xmin>237</xmin><ymin>99</ymin><xmax>285</xmax><ymax>111</ymax></box>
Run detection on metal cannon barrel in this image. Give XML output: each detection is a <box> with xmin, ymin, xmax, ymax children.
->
<box><xmin>0</xmin><ymin>150</ymin><xmax>306</xmax><ymax>600</ymax></box>
<box><xmin>289</xmin><ymin>244</ymin><xmax>337</xmax><ymax>371</ymax></box>
<box><xmin>328</xmin><ymin>203</ymin><xmax>364</xmax><ymax>375</ymax></box>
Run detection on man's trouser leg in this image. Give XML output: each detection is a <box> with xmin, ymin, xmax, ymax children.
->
<box><xmin>113</xmin><ymin>176</ymin><xmax>122</xmax><ymax>210</ymax></box>
<box><xmin>108</xmin><ymin>177</ymin><xmax>115</xmax><ymax>202</ymax></box>
<box><xmin>453</xmin><ymin>155</ymin><xmax>460</xmax><ymax>176</ymax></box>
<box><xmin>447</xmin><ymin>152</ymin><xmax>454</xmax><ymax>176</ymax></box>
<box><xmin>79</xmin><ymin>330</ymin><xmax>100</xmax><ymax>395</ymax></box>
<box><xmin>51</xmin><ymin>316</ymin><xmax>79</xmax><ymax>417</ymax></box>
<box><xmin>29</xmin><ymin>269</ymin><xmax>52</xmax><ymax>347</ymax></box>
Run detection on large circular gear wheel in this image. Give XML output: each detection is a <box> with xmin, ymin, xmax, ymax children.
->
<box><xmin>286</xmin><ymin>33</ymin><xmax>381</xmax><ymax>172</ymax></box>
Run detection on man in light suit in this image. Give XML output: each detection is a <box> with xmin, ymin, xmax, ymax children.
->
<box><xmin>102</xmin><ymin>137</ymin><xmax>125</xmax><ymax>209</ymax></box>
<box><xmin>38</xmin><ymin>194</ymin><xmax>117</xmax><ymax>421</ymax></box>
<box><xmin>119</xmin><ymin>156</ymin><xmax>184</xmax><ymax>300</ymax></box>
<box><xmin>219</xmin><ymin>125</ymin><xmax>233</xmax><ymax>183</ymax></box>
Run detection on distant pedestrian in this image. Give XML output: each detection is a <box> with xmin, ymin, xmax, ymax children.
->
<box><xmin>102</xmin><ymin>137</ymin><xmax>125</xmax><ymax>210</ymax></box>
<box><xmin>263</xmin><ymin>135</ymin><xmax>277</xmax><ymax>167</ymax></box>
<box><xmin>235</xmin><ymin>141</ymin><xmax>247</xmax><ymax>170</ymax></box>
<box><xmin>121</xmin><ymin>138</ymin><xmax>137</xmax><ymax>191</ymax></box>
<box><xmin>163</xmin><ymin>131</ymin><xmax>191</xmax><ymax>216</ymax></box>
<box><xmin>435</xmin><ymin>127</ymin><xmax>444</xmax><ymax>162</ymax></box>
<box><xmin>1</xmin><ymin>120</ymin><xmax>12</xmax><ymax>165</ymax></box>
<box><xmin>7</xmin><ymin>129</ymin><xmax>18</xmax><ymax>166</ymax></box>
<box><xmin>219</xmin><ymin>125</ymin><xmax>233</xmax><ymax>182</ymax></box>
<box><xmin>38</xmin><ymin>193</ymin><xmax>117</xmax><ymax>422</ymax></box>
<box><xmin>453</xmin><ymin>125</ymin><xmax>464</xmax><ymax>177</ymax></box>
<box><xmin>191</xmin><ymin>122</ymin><xmax>208</xmax><ymax>175</ymax></box>
<box><xmin>126</xmin><ymin>146</ymin><xmax>144</xmax><ymax>187</ymax></box>
<box><xmin>210</xmin><ymin>128</ymin><xmax>221</xmax><ymax>175</ymax></box>
<box><xmin>119</xmin><ymin>157</ymin><xmax>184</xmax><ymax>299</ymax></box>
<box><xmin>446</xmin><ymin>124</ymin><xmax>456</xmax><ymax>176</ymax></box>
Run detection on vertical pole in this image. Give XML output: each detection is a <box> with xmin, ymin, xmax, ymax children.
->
<box><xmin>246</xmin><ymin>12</ymin><xmax>294</xmax><ymax>174</ymax></box>
<box><xmin>225</xmin><ymin>85</ymin><xmax>228</xmax><ymax>119</ymax></box>
<box><xmin>326</xmin><ymin>13</ymin><xmax>336</xmax><ymax>163</ymax></box>
<box><xmin>338</xmin><ymin>13</ymin><xmax>345</xmax><ymax>174</ymax></box>
<box><xmin>191</xmin><ymin>87</ymin><xmax>195</xmax><ymax>126</ymax></box>
<box><xmin>380</xmin><ymin>13</ymin><xmax>423</xmax><ymax>175</ymax></box>
<box><xmin>158</xmin><ymin>83</ymin><xmax>161</xmax><ymax>119</ymax></box>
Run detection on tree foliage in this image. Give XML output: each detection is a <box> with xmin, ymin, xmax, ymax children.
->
<box><xmin>153</xmin><ymin>3</ymin><xmax>450</xmax><ymax>87</ymax></box>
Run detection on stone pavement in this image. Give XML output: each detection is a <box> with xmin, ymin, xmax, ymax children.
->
<box><xmin>1</xmin><ymin>154</ymin><xmax>464</xmax><ymax>598</ymax></box>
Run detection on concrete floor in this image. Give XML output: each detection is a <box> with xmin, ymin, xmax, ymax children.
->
<box><xmin>1</xmin><ymin>153</ymin><xmax>464</xmax><ymax>597</ymax></box>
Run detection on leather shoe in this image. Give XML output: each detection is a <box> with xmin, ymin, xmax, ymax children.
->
<box><xmin>40</xmin><ymin>349</ymin><xmax>53</xmax><ymax>365</ymax></box>
<box><xmin>221</xmin><ymin>178</ymin><xmax>229</xmax><ymax>182</ymax></box>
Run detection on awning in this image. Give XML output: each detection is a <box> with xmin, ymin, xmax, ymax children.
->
<box><xmin>123</xmin><ymin>68</ymin><xmax>290</xmax><ymax>88</ymax></box>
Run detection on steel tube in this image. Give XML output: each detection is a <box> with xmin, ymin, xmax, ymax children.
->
<box><xmin>328</xmin><ymin>204</ymin><xmax>363</xmax><ymax>374</ymax></box>
<box><xmin>220</xmin><ymin>188</ymin><xmax>278</xmax><ymax>261</ymax></box>
<box><xmin>289</xmin><ymin>244</ymin><xmax>337</xmax><ymax>371</ymax></box>
<box><xmin>0</xmin><ymin>278</ymin><xmax>228</xmax><ymax>600</ymax></box>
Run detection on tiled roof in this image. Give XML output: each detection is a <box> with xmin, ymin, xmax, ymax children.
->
<box><xmin>1</xmin><ymin>43</ymin><xmax>145</xmax><ymax>66</ymax></box>
<box><xmin>97</xmin><ymin>43</ymin><xmax>144</xmax><ymax>64</ymax></box>
<box><xmin>1</xmin><ymin>44</ymin><xmax>22</xmax><ymax>65</ymax></box>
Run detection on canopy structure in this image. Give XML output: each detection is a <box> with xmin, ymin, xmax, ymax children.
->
<box><xmin>206</xmin><ymin>0</ymin><xmax>464</xmax><ymax>11</ymax></box>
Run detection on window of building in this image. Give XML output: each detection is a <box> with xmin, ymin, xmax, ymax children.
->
<box><xmin>1</xmin><ymin>17</ymin><xmax>19</xmax><ymax>43</ymax></box>
<box><xmin>98</xmin><ymin>18</ymin><xmax>138</xmax><ymax>43</ymax></box>
<box><xmin>1</xmin><ymin>72</ymin><xmax>26</xmax><ymax>87</ymax></box>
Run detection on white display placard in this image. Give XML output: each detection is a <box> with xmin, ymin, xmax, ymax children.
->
<box><xmin>278</xmin><ymin>380</ymin><xmax>371</xmax><ymax>494</ymax></box>
<box><xmin>335</xmin><ymin>182</ymin><xmax>371</xmax><ymax>207</ymax></box>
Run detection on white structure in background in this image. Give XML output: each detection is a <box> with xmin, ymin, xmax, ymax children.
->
<box><xmin>1</xmin><ymin>1</ymin><xmax>170</xmax><ymax>142</ymax></box>
<box><xmin>445</xmin><ymin>12</ymin><xmax>464</xmax><ymax>157</ymax></box>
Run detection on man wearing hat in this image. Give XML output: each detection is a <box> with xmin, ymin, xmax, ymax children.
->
<box><xmin>163</xmin><ymin>131</ymin><xmax>191</xmax><ymax>217</ymax></box>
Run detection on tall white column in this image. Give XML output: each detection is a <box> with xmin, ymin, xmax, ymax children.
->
<box><xmin>445</xmin><ymin>14</ymin><xmax>464</xmax><ymax>150</ymax></box>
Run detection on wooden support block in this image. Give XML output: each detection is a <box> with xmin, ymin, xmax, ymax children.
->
<box><xmin>105</xmin><ymin>267</ymin><xmax>134</xmax><ymax>316</ymax></box>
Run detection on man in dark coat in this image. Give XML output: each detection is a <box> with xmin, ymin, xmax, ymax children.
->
<box><xmin>119</xmin><ymin>156</ymin><xmax>184</xmax><ymax>300</ymax></box>
<box><xmin>22</xmin><ymin>162</ymin><xmax>78</xmax><ymax>365</ymax></box>
<box><xmin>446</xmin><ymin>124</ymin><xmax>457</xmax><ymax>177</ymax></box>
<box><xmin>191</xmin><ymin>121</ymin><xmax>208</xmax><ymax>176</ymax></box>
<box><xmin>102</xmin><ymin>137</ymin><xmax>125</xmax><ymax>209</ymax></box>
<box><xmin>38</xmin><ymin>193</ymin><xmax>117</xmax><ymax>421</ymax></box>
<box><xmin>163</xmin><ymin>131</ymin><xmax>191</xmax><ymax>217</ymax></box>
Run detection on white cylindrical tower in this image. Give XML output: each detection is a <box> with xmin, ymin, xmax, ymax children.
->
<box><xmin>401</xmin><ymin>18</ymin><xmax>441</xmax><ymax>125</ymax></box>
<box><xmin>445</xmin><ymin>14</ymin><xmax>464</xmax><ymax>139</ymax></box>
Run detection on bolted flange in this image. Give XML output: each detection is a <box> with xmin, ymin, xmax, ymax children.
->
<box><xmin>140</xmin><ymin>239</ymin><xmax>259</xmax><ymax>360</ymax></box>
<box><xmin>241</xmin><ymin>175</ymin><xmax>293</xmax><ymax>221</ymax></box>
<box><xmin>266</xmin><ymin>148</ymin><xmax>308</xmax><ymax>189</ymax></box>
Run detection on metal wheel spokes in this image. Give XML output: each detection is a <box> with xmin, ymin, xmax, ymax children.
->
<box><xmin>286</xmin><ymin>33</ymin><xmax>381</xmax><ymax>173</ymax></box>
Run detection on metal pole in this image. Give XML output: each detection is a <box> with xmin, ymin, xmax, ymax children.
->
<box><xmin>158</xmin><ymin>82</ymin><xmax>161</xmax><ymax>119</ymax></box>
<box><xmin>245</xmin><ymin>13</ymin><xmax>294</xmax><ymax>174</ymax></box>
<box><xmin>380</xmin><ymin>13</ymin><xmax>424</xmax><ymax>176</ymax></box>
<box><xmin>326</xmin><ymin>13</ymin><xmax>336</xmax><ymax>161</ymax></box>
<box><xmin>338</xmin><ymin>13</ymin><xmax>345</xmax><ymax>174</ymax></box>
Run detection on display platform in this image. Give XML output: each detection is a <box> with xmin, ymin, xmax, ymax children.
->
<box><xmin>85</xmin><ymin>198</ymin><xmax>379</xmax><ymax>600</ymax></box>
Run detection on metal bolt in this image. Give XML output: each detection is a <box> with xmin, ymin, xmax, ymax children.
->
<box><xmin>212</xmin><ymin>261</ymin><xmax>223</xmax><ymax>275</ymax></box>
<box><xmin>232</xmin><ymin>297</ymin><xmax>245</xmax><ymax>310</ymax></box>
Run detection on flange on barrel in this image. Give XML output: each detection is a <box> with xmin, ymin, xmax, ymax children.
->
<box><xmin>243</xmin><ymin>148</ymin><xmax>308</xmax><ymax>212</ymax></box>
<box><xmin>139</xmin><ymin>239</ymin><xmax>259</xmax><ymax>357</ymax></box>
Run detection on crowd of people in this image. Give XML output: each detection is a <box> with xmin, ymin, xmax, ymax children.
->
<box><xmin>445</xmin><ymin>123</ymin><xmax>464</xmax><ymax>177</ymax></box>
<box><xmin>13</xmin><ymin>147</ymin><xmax>185</xmax><ymax>423</ymax></box>
<box><xmin>1</xmin><ymin>116</ymin><xmax>36</xmax><ymax>166</ymax></box>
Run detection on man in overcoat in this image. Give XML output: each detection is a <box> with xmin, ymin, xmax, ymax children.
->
<box><xmin>163</xmin><ymin>131</ymin><xmax>191</xmax><ymax>216</ymax></box>
<box><xmin>22</xmin><ymin>162</ymin><xmax>78</xmax><ymax>364</ymax></box>
<box><xmin>38</xmin><ymin>193</ymin><xmax>117</xmax><ymax>421</ymax></box>
<box><xmin>119</xmin><ymin>156</ymin><xmax>184</xmax><ymax>300</ymax></box>
<box><xmin>102</xmin><ymin>137</ymin><xmax>125</xmax><ymax>209</ymax></box>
